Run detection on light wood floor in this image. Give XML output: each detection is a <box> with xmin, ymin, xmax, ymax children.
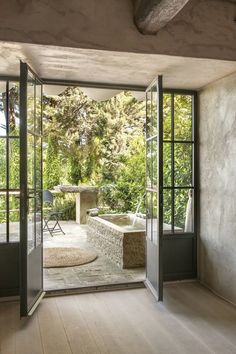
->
<box><xmin>0</xmin><ymin>282</ymin><xmax>236</xmax><ymax>354</ymax></box>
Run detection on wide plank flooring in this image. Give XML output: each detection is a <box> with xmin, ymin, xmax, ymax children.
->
<box><xmin>0</xmin><ymin>282</ymin><xmax>236</xmax><ymax>354</ymax></box>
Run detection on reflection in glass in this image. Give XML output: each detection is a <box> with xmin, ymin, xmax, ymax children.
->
<box><xmin>163</xmin><ymin>189</ymin><xmax>172</xmax><ymax>233</ymax></box>
<box><xmin>27</xmin><ymin>134</ymin><xmax>34</xmax><ymax>189</ymax></box>
<box><xmin>174</xmin><ymin>189</ymin><xmax>194</xmax><ymax>232</ymax></box>
<box><xmin>0</xmin><ymin>193</ymin><xmax>6</xmax><ymax>243</ymax></box>
<box><xmin>146</xmin><ymin>192</ymin><xmax>152</xmax><ymax>240</ymax></box>
<box><xmin>36</xmin><ymin>191</ymin><xmax>42</xmax><ymax>247</ymax></box>
<box><xmin>152</xmin><ymin>192</ymin><xmax>158</xmax><ymax>244</ymax></box>
<box><xmin>174</xmin><ymin>95</ymin><xmax>192</xmax><ymax>141</ymax></box>
<box><xmin>152</xmin><ymin>139</ymin><xmax>157</xmax><ymax>189</ymax></box>
<box><xmin>151</xmin><ymin>85</ymin><xmax>157</xmax><ymax>136</ymax></box>
<box><xmin>9</xmin><ymin>82</ymin><xmax>20</xmax><ymax>136</ymax></box>
<box><xmin>9</xmin><ymin>138</ymin><xmax>20</xmax><ymax>189</ymax></box>
<box><xmin>163</xmin><ymin>94</ymin><xmax>171</xmax><ymax>140</ymax></box>
<box><xmin>27</xmin><ymin>73</ymin><xmax>35</xmax><ymax>133</ymax></box>
<box><xmin>28</xmin><ymin>197</ymin><xmax>35</xmax><ymax>254</ymax></box>
<box><xmin>175</xmin><ymin>143</ymin><xmax>193</xmax><ymax>187</ymax></box>
<box><xmin>0</xmin><ymin>86</ymin><xmax>7</xmax><ymax>136</ymax></box>
<box><xmin>35</xmin><ymin>135</ymin><xmax>42</xmax><ymax>246</ymax></box>
<box><xmin>163</xmin><ymin>143</ymin><xmax>171</xmax><ymax>187</ymax></box>
<box><xmin>9</xmin><ymin>193</ymin><xmax>20</xmax><ymax>242</ymax></box>
<box><xmin>35</xmin><ymin>136</ymin><xmax>42</xmax><ymax>189</ymax></box>
<box><xmin>35</xmin><ymin>81</ymin><xmax>42</xmax><ymax>134</ymax></box>
<box><xmin>146</xmin><ymin>90</ymin><xmax>151</xmax><ymax>138</ymax></box>
<box><xmin>146</xmin><ymin>140</ymin><xmax>152</xmax><ymax>189</ymax></box>
<box><xmin>0</xmin><ymin>139</ymin><xmax>6</xmax><ymax>188</ymax></box>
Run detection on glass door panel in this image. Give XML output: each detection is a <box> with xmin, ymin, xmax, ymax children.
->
<box><xmin>0</xmin><ymin>80</ymin><xmax>20</xmax><ymax>245</ymax></box>
<box><xmin>0</xmin><ymin>139</ymin><xmax>6</xmax><ymax>188</ymax></box>
<box><xmin>145</xmin><ymin>76</ymin><xmax>163</xmax><ymax>301</ymax></box>
<box><xmin>20</xmin><ymin>62</ymin><xmax>44</xmax><ymax>317</ymax></box>
<box><xmin>162</xmin><ymin>92</ymin><xmax>195</xmax><ymax>235</ymax></box>
<box><xmin>9</xmin><ymin>192</ymin><xmax>20</xmax><ymax>242</ymax></box>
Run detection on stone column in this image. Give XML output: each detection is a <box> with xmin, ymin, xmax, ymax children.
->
<box><xmin>75</xmin><ymin>187</ymin><xmax>98</xmax><ymax>224</ymax></box>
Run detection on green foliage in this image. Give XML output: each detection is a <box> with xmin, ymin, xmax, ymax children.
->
<box><xmin>69</xmin><ymin>156</ymin><xmax>82</xmax><ymax>185</ymax></box>
<box><xmin>44</xmin><ymin>135</ymin><xmax>61</xmax><ymax>189</ymax></box>
<box><xmin>41</xmin><ymin>88</ymin><xmax>192</xmax><ymax>226</ymax></box>
<box><xmin>100</xmin><ymin>136</ymin><xmax>146</xmax><ymax>213</ymax></box>
<box><xmin>9</xmin><ymin>138</ymin><xmax>20</xmax><ymax>188</ymax></box>
<box><xmin>53</xmin><ymin>194</ymin><xmax>76</xmax><ymax>220</ymax></box>
<box><xmin>0</xmin><ymin>84</ymin><xmax>20</xmax><ymax>224</ymax></box>
<box><xmin>42</xmin><ymin>89</ymin><xmax>146</xmax><ymax>219</ymax></box>
<box><xmin>0</xmin><ymin>139</ymin><xmax>6</xmax><ymax>189</ymax></box>
<box><xmin>162</xmin><ymin>94</ymin><xmax>192</xmax><ymax>228</ymax></box>
<box><xmin>0</xmin><ymin>84</ymin><xmax>193</xmax><ymax>229</ymax></box>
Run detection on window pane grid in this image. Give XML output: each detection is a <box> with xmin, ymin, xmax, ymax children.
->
<box><xmin>163</xmin><ymin>92</ymin><xmax>195</xmax><ymax>235</ymax></box>
<box><xmin>0</xmin><ymin>80</ymin><xmax>20</xmax><ymax>244</ymax></box>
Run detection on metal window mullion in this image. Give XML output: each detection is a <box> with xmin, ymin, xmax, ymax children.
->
<box><xmin>20</xmin><ymin>61</ymin><xmax>29</xmax><ymax>316</ymax></box>
<box><xmin>158</xmin><ymin>76</ymin><xmax>163</xmax><ymax>300</ymax></box>
<box><xmin>2</xmin><ymin>135</ymin><xmax>19</xmax><ymax>139</ymax></box>
<box><xmin>192</xmin><ymin>94</ymin><xmax>195</xmax><ymax>189</ymax></box>
<box><xmin>33</xmin><ymin>78</ymin><xmax>37</xmax><ymax>249</ymax></box>
<box><xmin>145</xmin><ymin>89</ymin><xmax>153</xmax><ymax>242</ymax></box>
<box><xmin>6</xmin><ymin>80</ymin><xmax>10</xmax><ymax>243</ymax></box>
<box><xmin>163</xmin><ymin>139</ymin><xmax>194</xmax><ymax>144</ymax></box>
<box><xmin>163</xmin><ymin>186</ymin><xmax>196</xmax><ymax>190</ymax></box>
<box><xmin>150</xmin><ymin>88</ymin><xmax>153</xmax><ymax>240</ymax></box>
<box><xmin>193</xmin><ymin>92</ymin><xmax>198</xmax><ymax>236</ymax></box>
<box><xmin>171</xmin><ymin>93</ymin><xmax>175</xmax><ymax>234</ymax></box>
<box><xmin>40</xmin><ymin>82</ymin><xmax>43</xmax><ymax>246</ymax></box>
<box><xmin>145</xmin><ymin>91</ymin><xmax>148</xmax><ymax>243</ymax></box>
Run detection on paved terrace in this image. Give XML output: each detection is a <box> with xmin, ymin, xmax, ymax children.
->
<box><xmin>43</xmin><ymin>221</ymin><xmax>145</xmax><ymax>291</ymax></box>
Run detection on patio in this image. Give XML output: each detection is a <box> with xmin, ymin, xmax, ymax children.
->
<box><xmin>43</xmin><ymin>221</ymin><xmax>145</xmax><ymax>291</ymax></box>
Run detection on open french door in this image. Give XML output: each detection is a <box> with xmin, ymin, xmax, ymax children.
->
<box><xmin>20</xmin><ymin>62</ymin><xmax>44</xmax><ymax>317</ymax></box>
<box><xmin>145</xmin><ymin>76</ymin><xmax>163</xmax><ymax>301</ymax></box>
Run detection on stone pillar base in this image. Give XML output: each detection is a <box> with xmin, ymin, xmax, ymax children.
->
<box><xmin>76</xmin><ymin>189</ymin><xmax>98</xmax><ymax>224</ymax></box>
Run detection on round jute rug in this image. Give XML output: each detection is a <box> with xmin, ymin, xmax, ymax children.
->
<box><xmin>43</xmin><ymin>247</ymin><xmax>97</xmax><ymax>268</ymax></box>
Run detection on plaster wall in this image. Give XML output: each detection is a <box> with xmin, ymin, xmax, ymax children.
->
<box><xmin>0</xmin><ymin>0</ymin><xmax>235</xmax><ymax>61</ymax></box>
<box><xmin>199</xmin><ymin>72</ymin><xmax>236</xmax><ymax>305</ymax></box>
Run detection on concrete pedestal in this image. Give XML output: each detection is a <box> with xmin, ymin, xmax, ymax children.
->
<box><xmin>75</xmin><ymin>187</ymin><xmax>98</xmax><ymax>224</ymax></box>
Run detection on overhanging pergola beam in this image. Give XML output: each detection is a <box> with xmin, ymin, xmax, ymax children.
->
<box><xmin>134</xmin><ymin>0</ymin><xmax>190</xmax><ymax>34</ymax></box>
<box><xmin>42</xmin><ymin>78</ymin><xmax>146</xmax><ymax>92</ymax></box>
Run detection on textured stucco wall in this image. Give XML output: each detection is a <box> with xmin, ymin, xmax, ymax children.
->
<box><xmin>199</xmin><ymin>72</ymin><xmax>236</xmax><ymax>305</ymax></box>
<box><xmin>0</xmin><ymin>0</ymin><xmax>235</xmax><ymax>61</ymax></box>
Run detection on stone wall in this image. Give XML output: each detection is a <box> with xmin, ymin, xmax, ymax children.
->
<box><xmin>199</xmin><ymin>72</ymin><xmax>236</xmax><ymax>305</ymax></box>
<box><xmin>87</xmin><ymin>216</ymin><xmax>145</xmax><ymax>269</ymax></box>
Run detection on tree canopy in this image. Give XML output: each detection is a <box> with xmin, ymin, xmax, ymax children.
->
<box><xmin>43</xmin><ymin>88</ymin><xmax>146</xmax><ymax>213</ymax></box>
<box><xmin>0</xmin><ymin>84</ymin><xmax>193</xmax><ymax>230</ymax></box>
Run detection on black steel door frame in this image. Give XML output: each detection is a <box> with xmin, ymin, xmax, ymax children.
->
<box><xmin>19</xmin><ymin>62</ymin><xmax>44</xmax><ymax>316</ymax></box>
<box><xmin>162</xmin><ymin>88</ymin><xmax>198</xmax><ymax>281</ymax></box>
<box><xmin>0</xmin><ymin>74</ymin><xmax>198</xmax><ymax>300</ymax></box>
<box><xmin>145</xmin><ymin>75</ymin><xmax>164</xmax><ymax>301</ymax></box>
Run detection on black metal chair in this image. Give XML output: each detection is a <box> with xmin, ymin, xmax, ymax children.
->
<box><xmin>43</xmin><ymin>190</ymin><xmax>65</xmax><ymax>236</ymax></box>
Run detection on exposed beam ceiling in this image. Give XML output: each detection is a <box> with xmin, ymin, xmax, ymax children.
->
<box><xmin>134</xmin><ymin>0</ymin><xmax>190</xmax><ymax>34</ymax></box>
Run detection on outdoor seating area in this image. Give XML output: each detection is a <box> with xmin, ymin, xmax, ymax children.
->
<box><xmin>43</xmin><ymin>221</ymin><xmax>145</xmax><ymax>291</ymax></box>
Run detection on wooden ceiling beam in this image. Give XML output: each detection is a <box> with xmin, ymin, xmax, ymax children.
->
<box><xmin>134</xmin><ymin>0</ymin><xmax>190</xmax><ymax>34</ymax></box>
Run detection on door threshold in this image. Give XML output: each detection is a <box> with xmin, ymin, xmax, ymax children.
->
<box><xmin>164</xmin><ymin>278</ymin><xmax>198</xmax><ymax>285</ymax></box>
<box><xmin>0</xmin><ymin>295</ymin><xmax>19</xmax><ymax>303</ymax></box>
<box><xmin>45</xmin><ymin>281</ymin><xmax>145</xmax><ymax>297</ymax></box>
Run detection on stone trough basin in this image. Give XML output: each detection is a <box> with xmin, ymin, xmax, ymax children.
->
<box><xmin>87</xmin><ymin>214</ymin><xmax>145</xmax><ymax>269</ymax></box>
